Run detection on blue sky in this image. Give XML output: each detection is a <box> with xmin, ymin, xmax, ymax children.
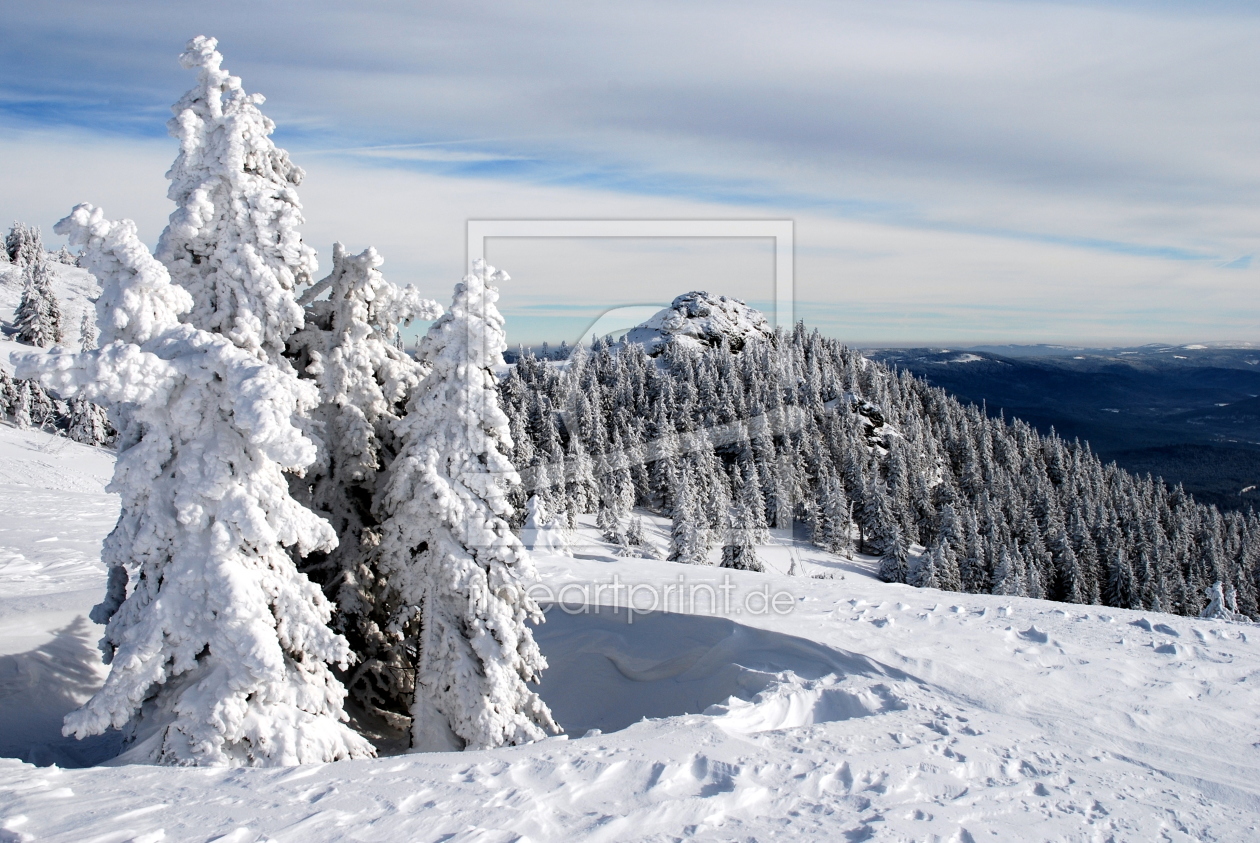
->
<box><xmin>2</xmin><ymin>0</ymin><xmax>1258</xmax><ymax>346</ymax></box>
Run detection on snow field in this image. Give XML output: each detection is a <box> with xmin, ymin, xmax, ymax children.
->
<box><xmin>0</xmin><ymin>425</ymin><xmax>119</xmax><ymax>771</ymax></box>
<box><xmin>1</xmin><ymin>424</ymin><xmax>1260</xmax><ymax>840</ymax></box>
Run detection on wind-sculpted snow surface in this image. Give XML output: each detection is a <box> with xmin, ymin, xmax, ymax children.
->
<box><xmin>4</xmin><ymin>512</ymin><xmax>1260</xmax><ymax>840</ymax></box>
<box><xmin>531</xmin><ymin>606</ymin><xmax>910</xmax><ymax>737</ymax></box>
<box><xmin>14</xmin><ymin>206</ymin><xmax>371</xmax><ymax>767</ymax></box>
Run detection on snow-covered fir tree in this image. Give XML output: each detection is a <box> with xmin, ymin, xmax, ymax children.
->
<box><xmin>667</xmin><ymin>464</ymin><xmax>708</xmax><ymax>564</ymax></box>
<box><xmin>285</xmin><ymin>242</ymin><xmax>441</xmax><ymax>730</ymax></box>
<box><xmin>878</xmin><ymin>521</ymin><xmax>910</xmax><ymax>583</ymax></box>
<box><xmin>67</xmin><ymin>395</ymin><xmax>111</xmax><ymax>446</ymax></box>
<box><xmin>722</xmin><ymin>497</ymin><xmax>765</xmax><ymax>572</ymax></box>
<box><xmin>80</xmin><ymin>310</ymin><xmax>98</xmax><ymax>352</ymax></box>
<box><xmin>155</xmin><ymin>36</ymin><xmax>315</xmax><ymax>363</ymax></box>
<box><xmin>22</xmin><ymin>204</ymin><xmax>373</xmax><ymax>766</ymax></box>
<box><xmin>14</xmin><ymin>251</ymin><xmax>64</xmax><ymax>347</ymax></box>
<box><xmin>1199</xmin><ymin>581</ymin><xmax>1249</xmax><ymax>622</ymax></box>
<box><xmin>372</xmin><ymin>259</ymin><xmax>558</xmax><ymax>751</ymax></box>
<box><xmin>0</xmin><ymin>370</ymin><xmax>13</xmax><ymax>417</ymax></box>
<box><xmin>11</xmin><ymin>379</ymin><xmax>32</xmax><ymax>429</ymax></box>
<box><xmin>6</xmin><ymin>221</ymin><xmax>41</xmax><ymax>267</ymax></box>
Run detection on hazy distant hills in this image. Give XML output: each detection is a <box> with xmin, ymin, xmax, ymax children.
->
<box><xmin>865</xmin><ymin>345</ymin><xmax>1260</xmax><ymax>512</ymax></box>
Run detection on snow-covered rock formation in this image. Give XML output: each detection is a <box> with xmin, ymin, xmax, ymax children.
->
<box><xmin>623</xmin><ymin>291</ymin><xmax>772</xmax><ymax>355</ymax></box>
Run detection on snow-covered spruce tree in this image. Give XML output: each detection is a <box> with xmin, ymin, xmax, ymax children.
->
<box><xmin>11</xmin><ymin>379</ymin><xmax>31</xmax><ymax>429</ymax></box>
<box><xmin>284</xmin><ymin>242</ymin><xmax>440</xmax><ymax>730</ymax></box>
<box><xmin>667</xmin><ymin>463</ymin><xmax>708</xmax><ymax>564</ymax></box>
<box><xmin>80</xmin><ymin>310</ymin><xmax>98</xmax><ymax>352</ymax></box>
<box><xmin>22</xmin><ymin>204</ymin><xmax>373</xmax><ymax>766</ymax></box>
<box><xmin>14</xmin><ymin>252</ymin><xmax>64</xmax><ymax>347</ymax></box>
<box><xmin>155</xmin><ymin>36</ymin><xmax>314</xmax><ymax>364</ymax></box>
<box><xmin>0</xmin><ymin>370</ymin><xmax>13</xmax><ymax>417</ymax></box>
<box><xmin>878</xmin><ymin>521</ymin><xmax>910</xmax><ymax>583</ymax></box>
<box><xmin>913</xmin><ymin>543</ymin><xmax>942</xmax><ymax>589</ymax></box>
<box><xmin>523</xmin><ymin>494</ymin><xmax>572</xmax><ymax>556</ymax></box>
<box><xmin>16</xmin><ymin>377</ymin><xmax>56</xmax><ymax>429</ymax></box>
<box><xmin>372</xmin><ymin>259</ymin><xmax>558</xmax><ymax>751</ymax></box>
<box><xmin>67</xmin><ymin>394</ymin><xmax>110</xmax><ymax>446</ymax></box>
<box><xmin>6</xmin><ymin>221</ymin><xmax>41</xmax><ymax>267</ymax></box>
<box><xmin>722</xmin><ymin>498</ymin><xmax>765</xmax><ymax>572</ymax></box>
<box><xmin>816</xmin><ymin>475</ymin><xmax>852</xmax><ymax>554</ymax></box>
<box><xmin>1199</xmin><ymin>581</ymin><xmax>1249</xmax><ymax>622</ymax></box>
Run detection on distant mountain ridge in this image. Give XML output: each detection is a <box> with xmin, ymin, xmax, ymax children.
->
<box><xmin>866</xmin><ymin>345</ymin><xmax>1260</xmax><ymax>511</ymax></box>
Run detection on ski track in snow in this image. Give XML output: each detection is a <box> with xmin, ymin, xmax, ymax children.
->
<box><xmin>1</xmin><ymin>426</ymin><xmax>1259</xmax><ymax>840</ymax></box>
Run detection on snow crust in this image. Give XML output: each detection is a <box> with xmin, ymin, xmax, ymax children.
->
<box><xmin>3</xmin><ymin>435</ymin><xmax>1260</xmax><ymax>839</ymax></box>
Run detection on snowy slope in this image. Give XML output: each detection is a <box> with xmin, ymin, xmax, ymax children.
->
<box><xmin>0</xmin><ymin>424</ymin><xmax>119</xmax><ymax>772</ymax></box>
<box><xmin>2</xmin><ymin>424</ymin><xmax>1260</xmax><ymax>841</ymax></box>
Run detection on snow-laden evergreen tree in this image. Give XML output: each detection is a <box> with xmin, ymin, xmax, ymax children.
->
<box><xmin>991</xmin><ymin>545</ymin><xmax>1026</xmax><ymax>597</ymax></box>
<box><xmin>80</xmin><ymin>310</ymin><xmax>98</xmax><ymax>352</ymax></box>
<box><xmin>67</xmin><ymin>395</ymin><xmax>110</xmax><ymax>446</ymax></box>
<box><xmin>816</xmin><ymin>475</ymin><xmax>852</xmax><ymax>553</ymax></box>
<box><xmin>667</xmin><ymin>464</ymin><xmax>708</xmax><ymax>564</ymax></box>
<box><xmin>721</xmin><ymin>498</ymin><xmax>764</xmax><ymax>571</ymax></box>
<box><xmin>596</xmin><ymin>468</ymin><xmax>626</xmax><ymax>543</ymax></box>
<box><xmin>23</xmin><ymin>204</ymin><xmax>373</xmax><ymax>767</ymax></box>
<box><xmin>523</xmin><ymin>494</ymin><xmax>572</xmax><ymax>556</ymax></box>
<box><xmin>284</xmin><ymin>242</ymin><xmax>440</xmax><ymax>730</ymax></box>
<box><xmin>624</xmin><ymin>514</ymin><xmax>661</xmax><ymax>559</ymax></box>
<box><xmin>11</xmin><ymin>379</ymin><xmax>31</xmax><ymax>429</ymax></box>
<box><xmin>878</xmin><ymin>521</ymin><xmax>910</xmax><ymax>583</ymax></box>
<box><xmin>0</xmin><ymin>370</ymin><xmax>13</xmax><ymax>417</ymax></box>
<box><xmin>372</xmin><ymin>259</ymin><xmax>558</xmax><ymax>751</ymax></box>
<box><xmin>737</xmin><ymin>462</ymin><xmax>772</xmax><ymax>546</ymax></box>
<box><xmin>14</xmin><ymin>252</ymin><xmax>64</xmax><ymax>347</ymax></box>
<box><xmin>914</xmin><ymin>542</ymin><xmax>943</xmax><ymax>589</ymax></box>
<box><xmin>155</xmin><ymin>36</ymin><xmax>316</xmax><ymax>363</ymax></box>
<box><xmin>6</xmin><ymin>221</ymin><xmax>41</xmax><ymax>267</ymax></box>
<box><xmin>1199</xmin><ymin>581</ymin><xmax>1249</xmax><ymax>622</ymax></box>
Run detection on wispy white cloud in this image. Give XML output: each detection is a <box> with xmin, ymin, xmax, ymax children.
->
<box><xmin>2</xmin><ymin>0</ymin><xmax>1257</xmax><ymax>345</ymax></box>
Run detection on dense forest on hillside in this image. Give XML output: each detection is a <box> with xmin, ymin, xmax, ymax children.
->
<box><xmin>501</xmin><ymin>322</ymin><xmax>1260</xmax><ymax>621</ymax></box>
<box><xmin>868</xmin><ymin>346</ymin><xmax>1260</xmax><ymax>513</ymax></box>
